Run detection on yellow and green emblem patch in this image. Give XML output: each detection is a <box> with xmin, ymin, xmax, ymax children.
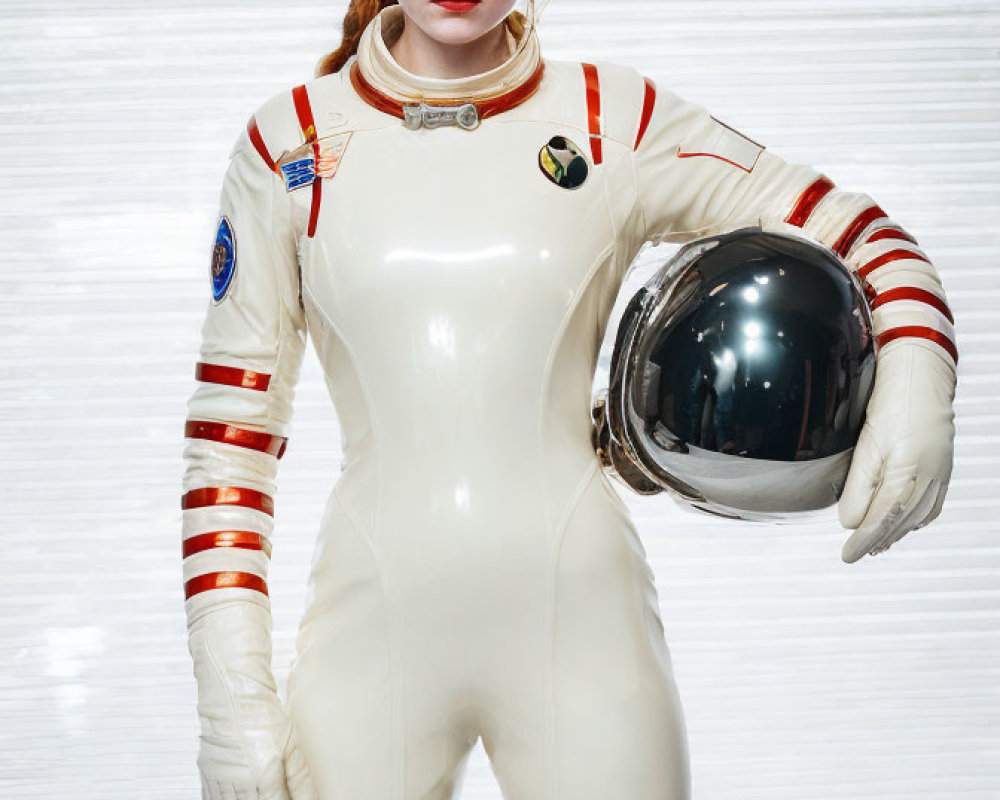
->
<box><xmin>538</xmin><ymin>135</ymin><xmax>588</xmax><ymax>189</ymax></box>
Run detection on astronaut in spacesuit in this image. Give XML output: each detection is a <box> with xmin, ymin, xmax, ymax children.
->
<box><xmin>180</xmin><ymin>0</ymin><xmax>957</xmax><ymax>798</ymax></box>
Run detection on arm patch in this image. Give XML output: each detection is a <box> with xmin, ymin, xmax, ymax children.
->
<box><xmin>211</xmin><ymin>215</ymin><xmax>237</xmax><ymax>304</ymax></box>
<box><xmin>677</xmin><ymin>115</ymin><xmax>765</xmax><ymax>173</ymax></box>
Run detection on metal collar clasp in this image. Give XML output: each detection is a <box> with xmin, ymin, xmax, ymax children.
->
<box><xmin>402</xmin><ymin>101</ymin><xmax>480</xmax><ymax>131</ymax></box>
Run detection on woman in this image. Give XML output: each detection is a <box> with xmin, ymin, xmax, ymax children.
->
<box><xmin>180</xmin><ymin>1</ymin><xmax>958</xmax><ymax>798</ymax></box>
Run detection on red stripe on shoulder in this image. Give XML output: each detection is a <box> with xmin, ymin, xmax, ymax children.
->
<box><xmin>307</xmin><ymin>177</ymin><xmax>322</xmax><ymax>238</ymax></box>
<box><xmin>634</xmin><ymin>75</ymin><xmax>656</xmax><ymax>150</ymax></box>
<box><xmin>247</xmin><ymin>115</ymin><xmax>276</xmax><ymax>171</ymax></box>
<box><xmin>581</xmin><ymin>63</ymin><xmax>603</xmax><ymax>165</ymax></box>
<box><xmin>292</xmin><ymin>85</ymin><xmax>317</xmax><ymax>143</ymax></box>
<box><xmin>292</xmin><ymin>84</ymin><xmax>322</xmax><ymax>238</ymax></box>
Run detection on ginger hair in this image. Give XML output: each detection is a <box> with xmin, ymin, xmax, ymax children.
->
<box><xmin>315</xmin><ymin>0</ymin><xmax>529</xmax><ymax>77</ymax></box>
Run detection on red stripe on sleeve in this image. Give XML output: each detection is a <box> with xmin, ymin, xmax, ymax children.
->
<box><xmin>195</xmin><ymin>361</ymin><xmax>271</xmax><ymax>391</ymax></box>
<box><xmin>857</xmin><ymin>248</ymin><xmax>931</xmax><ymax>280</ymax></box>
<box><xmin>581</xmin><ymin>63</ymin><xmax>603</xmax><ymax>165</ymax></box>
<box><xmin>634</xmin><ymin>75</ymin><xmax>656</xmax><ymax>150</ymax></box>
<box><xmin>184</xmin><ymin>571</ymin><xmax>268</xmax><ymax>599</ymax></box>
<box><xmin>834</xmin><ymin>205</ymin><xmax>887</xmax><ymax>257</ymax></box>
<box><xmin>865</xmin><ymin>226</ymin><xmax>918</xmax><ymax>246</ymax></box>
<box><xmin>181</xmin><ymin>487</ymin><xmax>275</xmax><ymax>516</ymax></box>
<box><xmin>184</xmin><ymin>420</ymin><xmax>288</xmax><ymax>459</ymax></box>
<box><xmin>868</xmin><ymin>286</ymin><xmax>955</xmax><ymax>325</ymax></box>
<box><xmin>182</xmin><ymin>530</ymin><xmax>273</xmax><ymax>559</ymax></box>
<box><xmin>785</xmin><ymin>176</ymin><xmax>835</xmax><ymax>227</ymax></box>
<box><xmin>876</xmin><ymin>326</ymin><xmax>958</xmax><ymax>366</ymax></box>
<box><xmin>247</xmin><ymin>116</ymin><xmax>276</xmax><ymax>172</ymax></box>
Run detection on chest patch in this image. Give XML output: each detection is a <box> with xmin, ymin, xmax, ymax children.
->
<box><xmin>538</xmin><ymin>135</ymin><xmax>589</xmax><ymax>189</ymax></box>
<box><xmin>275</xmin><ymin>131</ymin><xmax>354</xmax><ymax>192</ymax></box>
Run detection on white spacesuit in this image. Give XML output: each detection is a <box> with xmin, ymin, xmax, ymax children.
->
<box><xmin>181</xmin><ymin>5</ymin><xmax>957</xmax><ymax>799</ymax></box>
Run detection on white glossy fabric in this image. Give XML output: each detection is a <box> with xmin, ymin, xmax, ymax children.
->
<box><xmin>181</xmin><ymin>7</ymin><xmax>957</xmax><ymax>799</ymax></box>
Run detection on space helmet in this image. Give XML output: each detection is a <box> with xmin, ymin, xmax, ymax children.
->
<box><xmin>591</xmin><ymin>224</ymin><xmax>877</xmax><ymax>522</ymax></box>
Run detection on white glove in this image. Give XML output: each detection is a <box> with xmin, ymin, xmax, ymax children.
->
<box><xmin>188</xmin><ymin>603</ymin><xmax>318</xmax><ymax>800</ymax></box>
<box><xmin>837</xmin><ymin>341</ymin><xmax>956</xmax><ymax>563</ymax></box>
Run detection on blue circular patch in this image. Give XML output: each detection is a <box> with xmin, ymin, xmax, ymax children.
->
<box><xmin>211</xmin><ymin>215</ymin><xmax>236</xmax><ymax>303</ymax></box>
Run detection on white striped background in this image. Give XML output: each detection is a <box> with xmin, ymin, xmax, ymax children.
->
<box><xmin>0</xmin><ymin>1</ymin><xmax>997</xmax><ymax>798</ymax></box>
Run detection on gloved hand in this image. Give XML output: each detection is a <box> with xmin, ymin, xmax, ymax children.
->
<box><xmin>837</xmin><ymin>341</ymin><xmax>957</xmax><ymax>563</ymax></box>
<box><xmin>188</xmin><ymin>603</ymin><xmax>318</xmax><ymax>799</ymax></box>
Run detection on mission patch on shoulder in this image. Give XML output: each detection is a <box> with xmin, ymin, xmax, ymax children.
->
<box><xmin>211</xmin><ymin>215</ymin><xmax>236</xmax><ymax>303</ymax></box>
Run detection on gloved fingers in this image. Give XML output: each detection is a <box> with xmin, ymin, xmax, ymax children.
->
<box><xmin>841</xmin><ymin>499</ymin><xmax>903</xmax><ymax>563</ymax></box>
<box><xmin>864</xmin><ymin>473</ymin><xmax>937</xmax><ymax>557</ymax></box>
<box><xmin>256</xmin><ymin>761</ymin><xmax>293</xmax><ymax>800</ymax></box>
<box><xmin>870</xmin><ymin>477</ymin><xmax>941</xmax><ymax>555</ymax></box>
<box><xmin>841</xmin><ymin>462</ymin><xmax>923</xmax><ymax>564</ymax></box>
<box><xmin>914</xmin><ymin>477</ymin><xmax>949</xmax><ymax>531</ymax></box>
<box><xmin>283</xmin><ymin>735</ymin><xmax>319</xmax><ymax>800</ymax></box>
<box><xmin>202</xmin><ymin>764</ymin><xmax>292</xmax><ymax>800</ymax></box>
<box><xmin>893</xmin><ymin>477</ymin><xmax>941</xmax><ymax>542</ymax></box>
<box><xmin>200</xmin><ymin>777</ymin><xmax>241</xmax><ymax>800</ymax></box>
<box><xmin>837</xmin><ymin>421</ymin><xmax>884</xmax><ymax>531</ymax></box>
<box><xmin>200</xmin><ymin>778</ymin><xmax>245</xmax><ymax>800</ymax></box>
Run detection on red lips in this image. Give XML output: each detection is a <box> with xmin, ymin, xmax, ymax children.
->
<box><xmin>432</xmin><ymin>1</ymin><xmax>480</xmax><ymax>11</ymax></box>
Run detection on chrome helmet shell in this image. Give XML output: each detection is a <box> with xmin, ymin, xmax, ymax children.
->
<box><xmin>592</xmin><ymin>225</ymin><xmax>877</xmax><ymax>521</ymax></box>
